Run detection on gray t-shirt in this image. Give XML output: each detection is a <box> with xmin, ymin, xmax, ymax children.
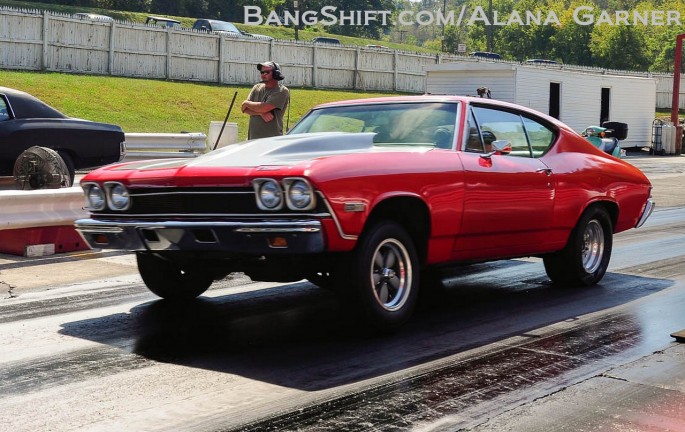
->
<box><xmin>246</xmin><ymin>83</ymin><xmax>290</xmax><ymax>139</ymax></box>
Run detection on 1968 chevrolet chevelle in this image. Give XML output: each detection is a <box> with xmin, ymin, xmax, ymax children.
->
<box><xmin>75</xmin><ymin>96</ymin><xmax>654</xmax><ymax>330</ymax></box>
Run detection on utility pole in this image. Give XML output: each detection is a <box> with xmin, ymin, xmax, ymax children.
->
<box><xmin>486</xmin><ymin>0</ymin><xmax>493</xmax><ymax>52</ymax></box>
<box><xmin>441</xmin><ymin>0</ymin><xmax>447</xmax><ymax>52</ymax></box>
<box><xmin>294</xmin><ymin>0</ymin><xmax>299</xmax><ymax>41</ymax></box>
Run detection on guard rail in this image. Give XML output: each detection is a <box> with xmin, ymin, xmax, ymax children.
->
<box><xmin>123</xmin><ymin>132</ymin><xmax>208</xmax><ymax>161</ymax></box>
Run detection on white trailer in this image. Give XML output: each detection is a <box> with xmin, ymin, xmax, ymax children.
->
<box><xmin>425</xmin><ymin>62</ymin><xmax>656</xmax><ymax>148</ymax></box>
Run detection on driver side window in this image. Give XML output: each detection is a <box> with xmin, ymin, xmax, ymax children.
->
<box><xmin>0</xmin><ymin>97</ymin><xmax>9</xmax><ymax>122</ymax></box>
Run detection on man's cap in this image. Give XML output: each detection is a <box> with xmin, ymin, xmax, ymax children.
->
<box><xmin>257</xmin><ymin>61</ymin><xmax>284</xmax><ymax>80</ymax></box>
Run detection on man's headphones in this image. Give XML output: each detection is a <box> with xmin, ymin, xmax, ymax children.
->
<box><xmin>257</xmin><ymin>62</ymin><xmax>284</xmax><ymax>81</ymax></box>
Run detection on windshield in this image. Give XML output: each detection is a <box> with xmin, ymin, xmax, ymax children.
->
<box><xmin>288</xmin><ymin>102</ymin><xmax>459</xmax><ymax>148</ymax></box>
<box><xmin>212</xmin><ymin>21</ymin><xmax>240</xmax><ymax>33</ymax></box>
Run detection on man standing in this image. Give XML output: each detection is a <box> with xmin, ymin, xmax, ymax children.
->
<box><xmin>241</xmin><ymin>61</ymin><xmax>290</xmax><ymax>139</ymax></box>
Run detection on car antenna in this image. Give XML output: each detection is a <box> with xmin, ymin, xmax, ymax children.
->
<box><xmin>213</xmin><ymin>91</ymin><xmax>238</xmax><ymax>151</ymax></box>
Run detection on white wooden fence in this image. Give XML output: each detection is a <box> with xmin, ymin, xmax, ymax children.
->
<box><xmin>0</xmin><ymin>7</ymin><xmax>433</xmax><ymax>93</ymax></box>
<box><xmin>1</xmin><ymin>6</ymin><xmax>684</xmax><ymax>108</ymax></box>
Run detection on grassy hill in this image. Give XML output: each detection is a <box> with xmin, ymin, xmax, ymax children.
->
<box><xmin>0</xmin><ymin>70</ymin><xmax>398</xmax><ymax>141</ymax></box>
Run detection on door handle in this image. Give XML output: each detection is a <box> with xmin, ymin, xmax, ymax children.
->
<box><xmin>536</xmin><ymin>168</ymin><xmax>553</xmax><ymax>176</ymax></box>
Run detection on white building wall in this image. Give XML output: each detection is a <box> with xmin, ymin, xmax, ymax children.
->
<box><xmin>425</xmin><ymin>63</ymin><xmax>517</xmax><ymax>102</ymax></box>
<box><xmin>426</xmin><ymin>63</ymin><xmax>656</xmax><ymax>148</ymax></box>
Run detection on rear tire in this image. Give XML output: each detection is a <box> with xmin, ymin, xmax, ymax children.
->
<box><xmin>544</xmin><ymin>206</ymin><xmax>613</xmax><ymax>286</ymax></box>
<box><xmin>136</xmin><ymin>252</ymin><xmax>214</xmax><ymax>300</ymax></box>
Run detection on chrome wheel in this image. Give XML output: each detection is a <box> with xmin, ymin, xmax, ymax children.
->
<box><xmin>370</xmin><ymin>239</ymin><xmax>412</xmax><ymax>311</ymax></box>
<box><xmin>348</xmin><ymin>221</ymin><xmax>420</xmax><ymax>331</ymax></box>
<box><xmin>543</xmin><ymin>206</ymin><xmax>613</xmax><ymax>287</ymax></box>
<box><xmin>582</xmin><ymin>220</ymin><xmax>605</xmax><ymax>273</ymax></box>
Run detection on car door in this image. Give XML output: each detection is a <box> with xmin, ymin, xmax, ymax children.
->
<box><xmin>454</xmin><ymin>105</ymin><xmax>557</xmax><ymax>259</ymax></box>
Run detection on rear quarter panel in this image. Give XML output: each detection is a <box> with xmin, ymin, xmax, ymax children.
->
<box><xmin>543</xmin><ymin>131</ymin><xmax>652</xmax><ymax>235</ymax></box>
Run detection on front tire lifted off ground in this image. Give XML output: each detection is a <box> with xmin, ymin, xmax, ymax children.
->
<box><xmin>136</xmin><ymin>252</ymin><xmax>214</xmax><ymax>300</ymax></box>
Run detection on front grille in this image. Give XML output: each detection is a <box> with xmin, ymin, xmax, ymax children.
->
<box><xmin>93</xmin><ymin>187</ymin><xmax>329</xmax><ymax>216</ymax></box>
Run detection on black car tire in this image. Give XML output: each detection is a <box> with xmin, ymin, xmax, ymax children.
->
<box><xmin>543</xmin><ymin>206</ymin><xmax>613</xmax><ymax>287</ymax></box>
<box><xmin>13</xmin><ymin>146</ymin><xmax>71</xmax><ymax>189</ymax></box>
<box><xmin>57</xmin><ymin>151</ymin><xmax>75</xmax><ymax>187</ymax></box>
<box><xmin>347</xmin><ymin>221</ymin><xmax>420</xmax><ymax>331</ymax></box>
<box><xmin>136</xmin><ymin>252</ymin><xmax>214</xmax><ymax>300</ymax></box>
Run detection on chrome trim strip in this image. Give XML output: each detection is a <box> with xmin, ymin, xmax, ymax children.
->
<box><xmin>635</xmin><ymin>198</ymin><xmax>655</xmax><ymax>228</ymax></box>
<box><xmin>129</xmin><ymin>190</ymin><xmax>254</xmax><ymax>196</ymax></box>
<box><xmin>89</xmin><ymin>212</ymin><xmax>331</xmax><ymax>218</ymax></box>
<box><xmin>76</xmin><ymin>226</ymin><xmax>125</xmax><ymax>234</ymax></box>
<box><xmin>234</xmin><ymin>227</ymin><xmax>321</xmax><ymax>233</ymax></box>
<box><xmin>319</xmin><ymin>192</ymin><xmax>358</xmax><ymax>241</ymax></box>
<box><xmin>75</xmin><ymin>219</ymin><xmax>322</xmax><ymax>230</ymax></box>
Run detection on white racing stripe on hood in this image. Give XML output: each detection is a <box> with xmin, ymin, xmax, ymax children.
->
<box><xmin>190</xmin><ymin>132</ymin><xmax>377</xmax><ymax>168</ymax></box>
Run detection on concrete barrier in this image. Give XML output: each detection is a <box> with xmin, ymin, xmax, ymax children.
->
<box><xmin>0</xmin><ymin>187</ymin><xmax>89</xmax><ymax>256</ymax></box>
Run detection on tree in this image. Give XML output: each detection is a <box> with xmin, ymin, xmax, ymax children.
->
<box><xmin>590</xmin><ymin>23</ymin><xmax>650</xmax><ymax>70</ymax></box>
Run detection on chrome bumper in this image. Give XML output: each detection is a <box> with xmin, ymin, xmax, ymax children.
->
<box><xmin>74</xmin><ymin>218</ymin><xmax>325</xmax><ymax>254</ymax></box>
<box><xmin>635</xmin><ymin>198</ymin><xmax>655</xmax><ymax>228</ymax></box>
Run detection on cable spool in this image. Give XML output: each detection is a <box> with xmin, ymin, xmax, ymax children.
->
<box><xmin>13</xmin><ymin>146</ymin><xmax>72</xmax><ymax>190</ymax></box>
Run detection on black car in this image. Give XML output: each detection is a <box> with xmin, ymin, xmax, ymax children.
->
<box><xmin>0</xmin><ymin>87</ymin><xmax>126</xmax><ymax>185</ymax></box>
<box><xmin>470</xmin><ymin>51</ymin><xmax>502</xmax><ymax>60</ymax></box>
<box><xmin>312</xmin><ymin>37</ymin><xmax>341</xmax><ymax>45</ymax></box>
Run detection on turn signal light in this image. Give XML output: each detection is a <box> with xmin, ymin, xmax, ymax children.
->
<box><xmin>92</xmin><ymin>234</ymin><xmax>109</xmax><ymax>245</ymax></box>
<box><xmin>268</xmin><ymin>236</ymin><xmax>288</xmax><ymax>248</ymax></box>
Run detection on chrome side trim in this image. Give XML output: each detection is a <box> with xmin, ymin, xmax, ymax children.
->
<box><xmin>234</xmin><ymin>227</ymin><xmax>320</xmax><ymax>233</ymax></box>
<box><xmin>318</xmin><ymin>192</ymin><xmax>358</xmax><ymax>241</ymax></box>
<box><xmin>635</xmin><ymin>198</ymin><xmax>655</xmax><ymax>228</ymax></box>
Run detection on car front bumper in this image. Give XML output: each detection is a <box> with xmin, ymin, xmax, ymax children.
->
<box><xmin>74</xmin><ymin>218</ymin><xmax>325</xmax><ymax>254</ymax></box>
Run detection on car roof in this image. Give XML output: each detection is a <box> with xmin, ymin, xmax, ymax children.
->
<box><xmin>0</xmin><ymin>87</ymin><xmax>68</xmax><ymax>119</ymax></box>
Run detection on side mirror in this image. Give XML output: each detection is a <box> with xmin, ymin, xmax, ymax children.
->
<box><xmin>481</xmin><ymin>139</ymin><xmax>512</xmax><ymax>159</ymax></box>
<box><xmin>491</xmin><ymin>140</ymin><xmax>512</xmax><ymax>154</ymax></box>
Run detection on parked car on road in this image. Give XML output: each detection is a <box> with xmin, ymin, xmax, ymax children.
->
<box><xmin>145</xmin><ymin>16</ymin><xmax>181</xmax><ymax>28</ymax></box>
<box><xmin>312</xmin><ymin>37</ymin><xmax>341</xmax><ymax>45</ymax></box>
<box><xmin>0</xmin><ymin>87</ymin><xmax>125</xmax><ymax>186</ymax></box>
<box><xmin>470</xmin><ymin>51</ymin><xmax>502</xmax><ymax>60</ymax></box>
<box><xmin>525</xmin><ymin>59</ymin><xmax>559</xmax><ymax>65</ymax></box>
<box><xmin>192</xmin><ymin>19</ymin><xmax>272</xmax><ymax>40</ymax></box>
<box><xmin>73</xmin><ymin>13</ymin><xmax>114</xmax><ymax>23</ymax></box>
<box><xmin>75</xmin><ymin>95</ymin><xmax>653</xmax><ymax>331</ymax></box>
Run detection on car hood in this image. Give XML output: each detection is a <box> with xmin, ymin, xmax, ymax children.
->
<box><xmin>101</xmin><ymin>132</ymin><xmax>428</xmax><ymax>180</ymax></box>
<box><xmin>194</xmin><ymin>132</ymin><xmax>379</xmax><ymax>168</ymax></box>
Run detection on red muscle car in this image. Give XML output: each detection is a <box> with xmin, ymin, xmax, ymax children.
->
<box><xmin>75</xmin><ymin>96</ymin><xmax>654</xmax><ymax>331</ymax></box>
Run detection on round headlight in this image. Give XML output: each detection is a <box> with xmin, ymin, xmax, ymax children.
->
<box><xmin>108</xmin><ymin>183</ymin><xmax>130</xmax><ymax>211</ymax></box>
<box><xmin>86</xmin><ymin>185</ymin><xmax>105</xmax><ymax>211</ymax></box>
<box><xmin>258</xmin><ymin>180</ymin><xmax>282</xmax><ymax>209</ymax></box>
<box><xmin>287</xmin><ymin>180</ymin><xmax>313</xmax><ymax>209</ymax></box>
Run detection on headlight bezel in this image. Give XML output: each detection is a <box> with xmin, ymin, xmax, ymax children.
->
<box><xmin>253</xmin><ymin>178</ymin><xmax>284</xmax><ymax>211</ymax></box>
<box><xmin>105</xmin><ymin>181</ymin><xmax>130</xmax><ymax>211</ymax></box>
<box><xmin>83</xmin><ymin>182</ymin><xmax>106</xmax><ymax>211</ymax></box>
<box><xmin>283</xmin><ymin>178</ymin><xmax>316</xmax><ymax>211</ymax></box>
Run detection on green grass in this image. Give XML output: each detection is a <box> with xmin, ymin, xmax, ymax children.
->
<box><xmin>0</xmin><ymin>69</ymin><xmax>400</xmax><ymax>141</ymax></box>
<box><xmin>0</xmin><ymin>0</ymin><xmax>438</xmax><ymax>54</ymax></box>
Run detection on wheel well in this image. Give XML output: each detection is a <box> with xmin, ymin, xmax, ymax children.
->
<box><xmin>588</xmin><ymin>201</ymin><xmax>619</xmax><ymax>231</ymax></box>
<box><xmin>365</xmin><ymin>196</ymin><xmax>431</xmax><ymax>264</ymax></box>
